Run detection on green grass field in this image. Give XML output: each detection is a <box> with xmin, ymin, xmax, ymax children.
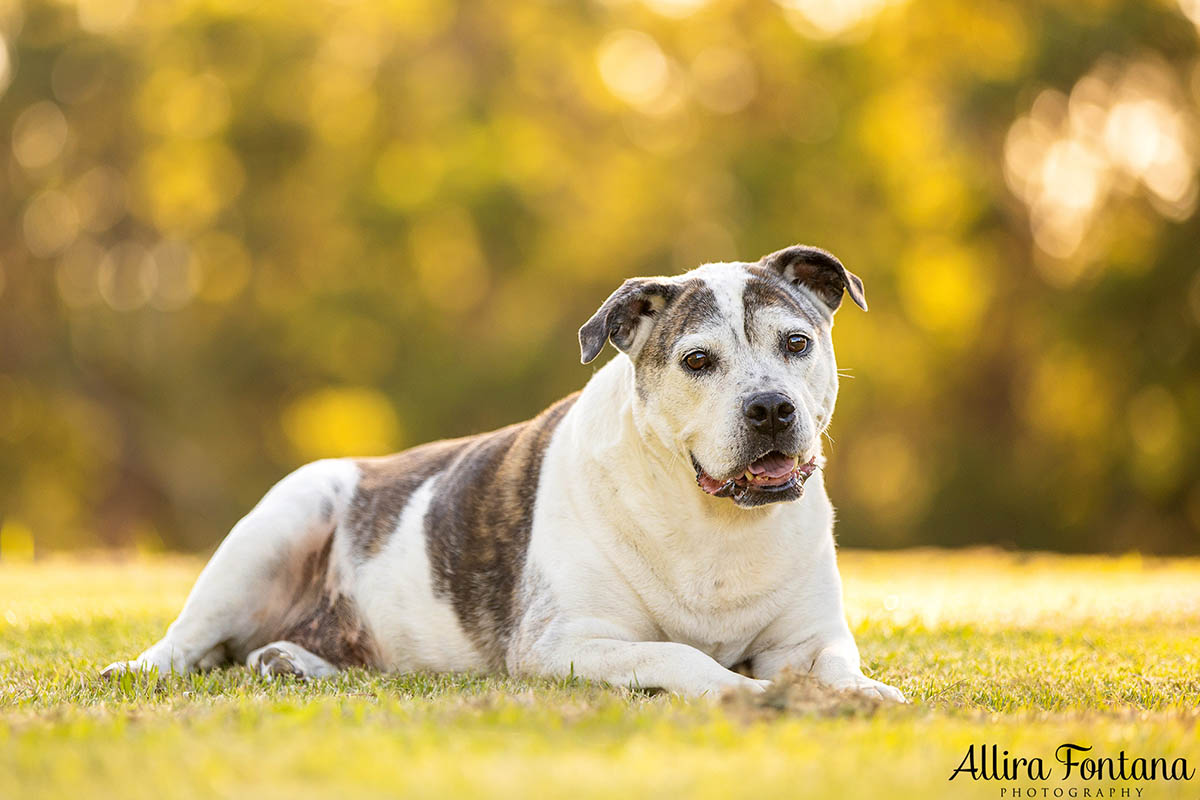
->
<box><xmin>2</xmin><ymin>549</ymin><xmax>1198</xmax><ymax>799</ymax></box>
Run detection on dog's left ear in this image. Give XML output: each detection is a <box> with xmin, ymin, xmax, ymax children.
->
<box><xmin>758</xmin><ymin>245</ymin><xmax>867</xmax><ymax>313</ymax></box>
<box><xmin>579</xmin><ymin>278</ymin><xmax>678</xmax><ymax>364</ymax></box>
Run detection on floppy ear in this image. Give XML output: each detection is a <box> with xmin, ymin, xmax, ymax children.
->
<box><xmin>758</xmin><ymin>245</ymin><xmax>867</xmax><ymax>312</ymax></box>
<box><xmin>579</xmin><ymin>279</ymin><xmax>678</xmax><ymax>364</ymax></box>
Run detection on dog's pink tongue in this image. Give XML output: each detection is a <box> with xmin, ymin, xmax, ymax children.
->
<box><xmin>748</xmin><ymin>452</ymin><xmax>795</xmax><ymax>479</ymax></box>
<box><xmin>697</xmin><ymin>471</ymin><xmax>727</xmax><ymax>494</ymax></box>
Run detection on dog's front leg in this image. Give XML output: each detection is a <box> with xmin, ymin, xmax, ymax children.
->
<box><xmin>752</xmin><ymin>625</ymin><xmax>906</xmax><ymax>702</ymax></box>
<box><xmin>748</xmin><ymin>538</ymin><xmax>906</xmax><ymax>702</ymax></box>
<box><xmin>523</xmin><ymin>634</ymin><xmax>769</xmax><ymax>697</ymax></box>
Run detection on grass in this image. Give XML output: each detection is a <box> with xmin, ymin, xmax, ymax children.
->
<box><xmin>2</xmin><ymin>549</ymin><xmax>1199</xmax><ymax>799</ymax></box>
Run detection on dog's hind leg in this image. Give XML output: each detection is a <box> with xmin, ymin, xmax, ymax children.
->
<box><xmin>100</xmin><ymin>459</ymin><xmax>360</xmax><ymax>679</ymax></box>
<box><xmin>247</xmin><ymin>641</ymin><xmax>339</xmax><ymax>680</ymax></box>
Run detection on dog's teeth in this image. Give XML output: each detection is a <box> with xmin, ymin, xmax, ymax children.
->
<box><xmin>792</xmin><ymin>455</ymin><xmax>800</xmax><ymax>468</ymax></box>
<box><xmin>745</xmin><ymin>470</ymin><xmax>754</xmax><ymax>481</ymax></box>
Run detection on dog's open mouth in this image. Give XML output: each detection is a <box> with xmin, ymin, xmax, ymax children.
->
<box><xmin>692</xmin><ymin>451</ymin><xmax>817</xmax><ymax>506</ymax></box>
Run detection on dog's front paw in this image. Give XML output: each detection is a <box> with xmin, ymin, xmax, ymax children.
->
<box><xmin>742</xmin><ymin>677</ymin><xmax>773</xmax><ymax>694</ymax></box>
<box><xmin>99</xmin><ymin>659</ymin><xmax>158</xmax><ymax>680</ymax></box>
<box><xmin>692</xmin><ymin>674</ymin><xmax>771</xmax><ymax>698</ymax></box>
<box><xmin>823</xmin><ymin>673</ymin><xmax>906</xmax><ymax>703</ymax></box>
<box><xmin>713</xmin><ymin>675</ymin><xmax>772</xmax><ymax>697</ymax></box>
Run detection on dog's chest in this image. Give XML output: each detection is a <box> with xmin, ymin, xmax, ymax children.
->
<box><xmin>629</xmin><ymin>541</ymin><xmax>796</xmax><ymax>666</ymax></box>
<box><xmin>657</xmin><ymin>590</ymin><xmax>781</xmax><ymax>666</ymax></box>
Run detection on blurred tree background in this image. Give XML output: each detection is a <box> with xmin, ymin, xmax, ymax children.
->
<box><xmin>1</xmin><ymin>0</ymin><xmax>1199</xmax><ymax>556</ymax></box>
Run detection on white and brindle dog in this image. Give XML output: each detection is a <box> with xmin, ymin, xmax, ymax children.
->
<box><xmin>102</xmin><ymin>245</ymin><xmax>904</xmax><ymax>701</ymax></box>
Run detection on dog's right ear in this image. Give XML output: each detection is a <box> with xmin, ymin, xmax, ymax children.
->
<box><xmin>579</xmin><ymin>279</ymin><xmax>678</xmax><ymax>364</ymax></box>
<box><xmin>758</xmin><ymin>245</ymin><xmax>867</xmax><ymax>313</ymax></box>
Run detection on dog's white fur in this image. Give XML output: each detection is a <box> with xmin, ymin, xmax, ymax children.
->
<box><xmin>103</xmin><ymin>260</ymin><xmax>903</xmax><ymax>701</ymax></box>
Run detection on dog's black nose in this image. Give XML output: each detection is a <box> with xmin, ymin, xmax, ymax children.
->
<box><xmin>743</xmin><ymin>392</ymin><xmax>795</xmax><ymax>438</ymax></box>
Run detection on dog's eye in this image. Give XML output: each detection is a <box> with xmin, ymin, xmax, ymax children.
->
<box><xmin>786</xmin><ymin>333</ymin><xmax>810</xmax><ymax>354</ymax></box>
<box><xmin>683</xmin><ymin>350</ymin><xmax>711</xmax><ymax>372</ymax></box>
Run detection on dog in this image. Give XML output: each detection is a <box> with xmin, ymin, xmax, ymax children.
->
<box><xmin>101</xmin><ymin>245</ymin><xmax>905</xmax><ymax>701</ymax></box>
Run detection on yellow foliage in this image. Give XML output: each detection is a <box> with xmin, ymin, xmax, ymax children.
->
<box><xmin>1021</xmin><ymin>350</ymin><xmax>1113</xmax><ymax>442</ymax></box>
<box><xmin>281</xmin><ymin>387</ymin><xmax>401</xmax><ymax>461</ymax></box>
<box><xmin>190</xmin><ymin>232</ymin><xmax>251</xmax><ymax>303</ymax></box>
<box><xmin>845</xmin><ymin>431</ymin><xmax>930</xmax><ymax>534</ymax></box>
<box><xmin>137</xmin><ymin>68</ymin><xmax>232</xmax><ymax>140</ymax></box>
<box><xmin>0</xmin><ymin>520</ymin><xmax>35</xmax><ymax>563</ymax></box>
<box><xmin>1128</xmin><ymin>385</ymin><xmax>1184</xmax><ymax>495</ymax></box>
<box><xmin>132</xmin><ymin>141</ymin><xmax>244</xmax><ymax>234</ymax></box>
<box><xmin>896</xmin><ymin>239</ymin><xmax>990</xmax><ymax>339</ymax></box>
<box><xmin>373</xmin><ymin>141</ymin><xmax>446</xmax><ymax>212</ymax></box>
<box><xmin>410</xmin><ymin>207</ymin><xmax>490</xmax><ymax>315</ymax></box>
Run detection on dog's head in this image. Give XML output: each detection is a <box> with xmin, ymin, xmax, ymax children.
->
<box><xmin>579</xmin><ymin>245</ymin><xmax>866</xmax><ymax>509</ymax></box>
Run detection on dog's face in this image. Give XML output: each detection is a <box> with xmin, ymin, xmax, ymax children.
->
<box><xmin>580</xmin><ymin>246</ymin><xmax>867</xmax><ymax>509</ymax></box>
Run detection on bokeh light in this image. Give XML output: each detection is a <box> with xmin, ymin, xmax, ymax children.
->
<box><xmin>776</xmin><ymin>0</ymin><xmax>901</xmax><ymax>38</ymax></box>
<box><xmin>282</xmin><ymin>387</ymin><xmax>402</xmax><ymax>462</ymax></box>
<box><xmin>596</xmin><ymin>30</ymin><xmax>677</xmax><ymax>114</ymax></box>
<box><xmin>1005</xmin><ymin>58</ymin><xmax>1198</xmax><ymax>271</ymax></box>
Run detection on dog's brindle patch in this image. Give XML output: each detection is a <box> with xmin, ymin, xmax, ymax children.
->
<box><xmin>347</xmin><ymin>440</ymin><xmax>465</xmax><ymax>559</ymax></box>
<box><xmin>328</xmin><ymin>396</ymin><xmax>576</xmax><ymax>668</ymax></box>
<box><xmin>423</xmin><ymin>393</ymin><xmax>578</xmax><ymax>668</ymax></box>
<box><xmin>641</xmin><ymin>278</ymin><xmax>721</xmax><ymax>367</ymax></box>
<box><xmin>279</xmin><ymin>536</ymin><xmax>377</xmax><ymax>668</ymax></box>
<box><xmin>741</xmin><ymin>269</ymin><xmax>828</xmax><ymax>344</ymax></box>
<box><xmin>627</xmin><ymin>278</ymin><xmax>722</xmax><ymax>402</ymax></box>
<box><xmin>281</xmin><ymin>443</ymin><xmax>469</xmax><ymax>666</ymax></box>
